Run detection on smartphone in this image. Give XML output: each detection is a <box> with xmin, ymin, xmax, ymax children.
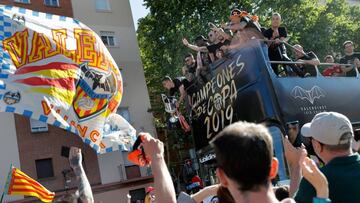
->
<box><xmin>61</xmin><ymin>146</ymin><xmax>70</xmax><ymax>158</ymax></box>
<box><xmin>286</xmin><ymin>121</ymin><xmax>299</xmax><ymax>128</ymax></box>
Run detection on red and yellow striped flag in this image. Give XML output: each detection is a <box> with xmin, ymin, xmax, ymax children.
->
<box><xmin>6</xmin><ymin>167</ymin><xmax>55</xmax><ymax>202</ymax></box>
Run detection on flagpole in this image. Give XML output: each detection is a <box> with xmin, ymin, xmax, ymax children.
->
<box><xmin>0</xmin><ymin>164</ymin><xmax>13</xmax><ymax>203</ymax></box>
<box><xmin>0</xmin><ymin>192</ymin><xmax>5</xmax><ymax>203</ymax></box>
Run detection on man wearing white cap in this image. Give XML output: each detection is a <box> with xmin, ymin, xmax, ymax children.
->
<box><xmin>294</xmin><ymin>112</ymin><xmax>360</xmax><ymax>203</ymax></box>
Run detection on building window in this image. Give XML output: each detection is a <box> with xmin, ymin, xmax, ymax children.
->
<box><xmin>30</xmin><ymin>119</ymin><xmax>48</xmax><ymax>133</ymax></box>
<box><xmin>100</xmin><ymin>31</ymin><xmax>116</xmax><ymax>47</ymax></box>
<box><xmin>35</xmin><ymin>158</ymin><xmax>54</xmax><ymax>179</ymax></box>
<box><xmin>125</xmin><ymin>165</ymin><xmax>141</xmax><ymax>180</ymax></box>
<box><xmin>95</xmin><ymin>0</ymin><xmax>111</xmax><ymax>11</ymax></box>
<box><xmin>44</xmin><ymin>0</ymin><xmax>59</xmax><ymax>7</ymax></box>
<box><xmin>14</xmin><ymin>0</ymin><xmax>30</xmax><ymax>4</ymax></box>
<box><xmin>117</xmin><ymin>107</ymin><xmax>130</xmax><ymax>122</ymax></box>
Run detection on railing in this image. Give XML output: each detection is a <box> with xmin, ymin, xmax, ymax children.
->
<box><xmin>267</xmin><ymin>61</ymin><xmax>358</xmax><ymax>77</ymax></box>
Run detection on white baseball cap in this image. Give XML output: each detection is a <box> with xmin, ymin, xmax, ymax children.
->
<box><xmin>301</xmin><ymin>112</ymin><xmax>354</xmax><ymax>145</ymax></box>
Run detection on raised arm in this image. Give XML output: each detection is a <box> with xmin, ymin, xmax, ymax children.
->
<box><xmin>182</xmin><ymin>38</ymin><xmax>208</xmax><ymax>52</ymax></box>
<box><xmin>141</xmin><ymin>133</ymin><xmax>177</xmax><ymax>203</ymax></box>
<box><xmin>283</xmin><ymin>136</ymin><xmax>305</xmax><ymax>197</ymax></box>
<box><xmin>177</xmin><ymin>84</ymin><xmax>187</xmax><ymax>107</ymax></box>
<box><xmin>300</xmin><ymin>152</ymin><xmax>329</xmax><ymax>200</ymax></box>
<box><xmin>305</xmin><ymin>58</ymin><xmax>320</xmax><ymax>66</ymax></box>
<box><xmin>191</xmin><ymin>184</ymin><xmax>219</xmax><ymax>203</ymax></box>
<box><xmin>69</xmin><ymin>147</ymin><xmax>94</xmax><ymax>203</ymax></box>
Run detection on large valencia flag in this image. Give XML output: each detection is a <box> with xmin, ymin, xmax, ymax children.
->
<box><xmin>3</xmin><ymin>167</ymin><xmax>55</xmax><ymax>202</ymax></box>
<box><xmin>0</xmin><ymin>5</ymin><xmax>136</xmax><ymax>153</ymax></box>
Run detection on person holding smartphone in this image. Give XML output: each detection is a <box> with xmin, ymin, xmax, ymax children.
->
<box><xmin>287</xmin><ymin>121</ymin><xmax>302</xmax><ymax>148</ymax></box>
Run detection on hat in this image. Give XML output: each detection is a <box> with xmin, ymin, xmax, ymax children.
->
<box><xmin>343</xmin><ymin>40</ymin><xmax>353</xmax><ymax>48</ymax></box>
<box><xmin>230</xmin><ymin>9</ymin><xmax>248</xmax><ymax>20</ymax></box>
<box><xmin>230</xmin><ymin>9</ymin><xmax>242</xmax><ymax>16</ymax></box>
<box><xmin>301</xmin><ymin>112</ymin><xmax>353</xmax><ymax>145</ymax></box>
<box><xmin>146</xmin><ymin>186</ymin><xmax>155</xmax><ymax>194</ymax></box>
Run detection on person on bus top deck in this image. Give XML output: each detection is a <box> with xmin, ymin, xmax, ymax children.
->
<box><xmin>182</xmin><ymin>36</ymin><xmax>212</xmax><ymax>84</ymax></box>
<box><xmin>224</xmin><ymin>9</ymin><xmax>262</xmax><ymax>34</ymax></box>
<box><xmin>222</xmin><ymin>9</ymin><xmax>264</xmax><ymax>50</ymax></box>
<box><xmin>322</xmin><ymin>55</ymin><xmax>344</xmax><ymax>77</ymax></box>
<box><xmin>263</xmin><ymin>13</ymin><xmax>302</xmax><ymax>76</ymax></box>
<box><xmin>182</xmin><ymin>53</ymin><xmax>197</xmax><ymax>83</ymax></box>
<box><xmin>293</xmin><ymin>44</ymin><xmax>320</xmax><ymax>77</ymax></box>
<box><xmin>162</xmin><ymin>76</ymin><xmax>189</xmax><ymax>109</ymax></box>
<box><xmin>194</xmin><ymin>35</ymin><xmax>213</xmax><ymax>84</ymax></box>
<box><xmin>339</xmin><ymin>41</ymin><xmax>360</xmax><ymax>77</ymax></box>
<box><xmin>183</xmin><ymin>29</ymin><xmax>230</xmax><ymax>63</ymax></box>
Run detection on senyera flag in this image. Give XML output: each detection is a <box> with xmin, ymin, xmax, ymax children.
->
<box><xmin>3</xmin><ymin>167</ymin><xmax>55</xmax><ymax>202</ymax></box>
<box><xmin>0</xmin><ymin>5</ymin><xmax>136</xmax><ymax>153</ymax></box>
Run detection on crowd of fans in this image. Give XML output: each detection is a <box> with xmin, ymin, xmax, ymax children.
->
<box><xmin>163</xmin><ymin>10</ymin><xmax>360</xmax><ymax>109</ymax></box>
<box><xmin>56</xmin><ymin>9</ymin><xmax>360</xmax><ymax>203</ymax></box>
<box><xmin>59</xmin><ymin>112</ymin><xmax>360</xmax><ymax>203</ymax></box>
<box><xmin>142</xmin><ymin>111</ymin><xmax>360</xmax><ymax>203</ymax></box>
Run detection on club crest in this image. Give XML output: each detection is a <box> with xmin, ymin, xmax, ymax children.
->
<box><xmin>73</xmin><ymin>62</ymin><xmax>118</xmax><ymax>121</ymax></box>
<box><xmin>3</xmin><ymin>91</ymin><xmax>21</xmax><ymax>105</ymax></box>
<box><xmin>291</xmin><ymin>86</ymin><xmax>326</xmax><ymax>105</ymax></box>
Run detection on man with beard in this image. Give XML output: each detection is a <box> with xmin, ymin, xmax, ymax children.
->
<box><xmin>182</xmin><ymin>53</ymin><xmax>197</xmax><ymax>83</ymax></box>
<box><xmin>182</xmin><ymin>36</ymin><xmax>213</xmax><ymax>84</ymax></box>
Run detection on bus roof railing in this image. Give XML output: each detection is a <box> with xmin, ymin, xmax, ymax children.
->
<box><xmin>268</xmin><ymin>61</ymin><xmax>355</xmax><ymax>67</ymax></box>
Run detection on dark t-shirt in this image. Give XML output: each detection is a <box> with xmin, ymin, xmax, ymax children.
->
<box><xmin>170</xmin><ymin>77</ymin><xmax>197</xmax><ymax>96</ymax></box>
<box><xmin>263</xmin><ymin>27</ymin><xmax>287</xmax><ymax>41</ymax></box>
<box><xmin>207</xmin><ymin>40</ymin><xmax>231</xmax><ymax>58</ymax></box>
<box><xmin>340</xmin><ymin>53</ymin><xmax>360</xmax><ymax>76</ymax></box>
<box><xmin>297</xmin><ymin>51</ymin><xmax>318</xmax><ymax>76</ymax></box>
<box><xmin>169</xmin><ymin>77</ymin><xmax>186</xmax><ymax>96</ymax></box>
<box><xmin>263</xmin><ymin>27</ymin><xmax>288</xmax><ymax>60</ymax></box>
<box><xmin>295</xmin><ymin>153</ymin><xmax>360</xmax><ymax>203</ymax></box>
<box><xmin>187</xmin><ymin>62</ymin><xmax>197</xmax><ymax>74</ymax></box>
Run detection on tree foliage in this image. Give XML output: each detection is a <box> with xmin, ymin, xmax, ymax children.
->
<box><xmin>137</xmin><ymin>0</ymin><xmax>360</xmax><ymax>128</ymax></box>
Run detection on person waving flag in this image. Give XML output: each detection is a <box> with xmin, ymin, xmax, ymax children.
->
<box><xmin>0</xmin><ymin>5</ymin><xmax>136</xmax><ymax>153</ymax></box>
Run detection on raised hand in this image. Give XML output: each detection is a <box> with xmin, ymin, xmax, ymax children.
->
<box><xmin>140</xmin><ymin>132</ymin><xmax>164</xmax><ymax>162</ymax></box>
<box><xmin>182</xmin><ymin>38</ymin><xmax>189</xmax><ymax>46</ymax></box>
<box><xmin>68</xmin><ymin>147</ymin><xmax>94</xmax><ymax>203</ymax></box>
<box><xmin>283</xmin><ymin>136</ymin><xmax>306</xmax><ymax>167</ymax></box>
<box><xmin>300</xmin><ymin>152</ymin><xmax>329</xmax><ymax>199</ymax></box>
<box><xmin>69</xmin><ymin>147</ymin><xmax>82</xmax><ymax>169</ymax></box>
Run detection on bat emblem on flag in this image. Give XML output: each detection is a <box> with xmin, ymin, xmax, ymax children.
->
<box><xmin>73</xmin><ymin>62</ymin><xmax>118</xmax><ymax>121</ymax></box>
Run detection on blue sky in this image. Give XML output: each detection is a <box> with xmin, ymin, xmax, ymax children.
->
<box><xmin>129</xmin><ymin>0</ymin><xmax>149</xmax><ymax>30</ymax></box>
